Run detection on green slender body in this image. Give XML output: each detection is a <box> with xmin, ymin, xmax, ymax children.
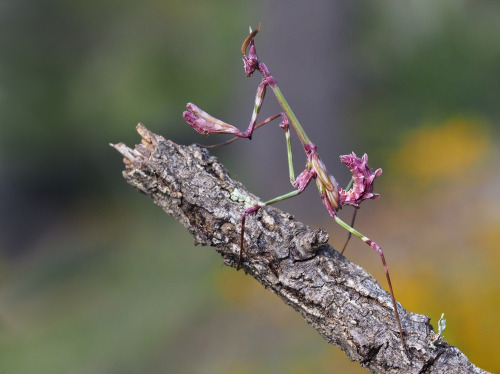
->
<box><xmin>272</xmin><ymin>86</ymin><xmax>312</xmax><ymax>146</ymax></box>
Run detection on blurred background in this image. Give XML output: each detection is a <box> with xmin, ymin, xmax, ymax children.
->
<box><xmin>1</xmin><ymin>1</ymin><xmax>499</xmax><ymax>373</ymax></box>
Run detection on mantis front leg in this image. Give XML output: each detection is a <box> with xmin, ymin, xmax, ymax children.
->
<box><xmin>183</xmin><ymin>76</ymin><xmax>275</xmax><ymax>141</ymax></box>
<box><xmin>198</xmin><ymin>113</ymin><xmax>282</xmax><ymax>149</ymax></box>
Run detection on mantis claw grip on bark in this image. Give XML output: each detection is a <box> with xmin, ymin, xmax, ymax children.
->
<box><xmin>183</xmin><ymin>26</ymin><xmax>408</xmax><ymax>356</ymax></box>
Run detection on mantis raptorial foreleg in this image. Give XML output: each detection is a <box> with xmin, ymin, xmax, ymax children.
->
<box><xmin>198</xmin><ymin>113</ymin><xmax>282</xmax><ymax>149</ymax></box>
<box><xmin>183</xmin><ymin>26</ymin><xmax>408</xmax><ymax>356</ymax></box>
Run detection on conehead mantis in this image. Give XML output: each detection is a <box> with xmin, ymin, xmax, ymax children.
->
<box><xmin>183</xmin><ymin>26</ymin><xmax>407</xmax><ymax>354</ymax></box>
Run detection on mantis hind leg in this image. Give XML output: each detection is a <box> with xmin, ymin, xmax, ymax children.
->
<box><xmin>340</xmin><ymin>207</ymin><xmax>358</xmax><ymax>255</ymax></box>
<box><xmin>334</xmin><ymin>215</ymin><xmax>407</xmax><ymax>356</ymax></box>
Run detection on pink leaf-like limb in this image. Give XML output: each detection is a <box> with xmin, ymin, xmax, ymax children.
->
<box><xmin>183</xmin><ymin>103</ymin><xmax>241</xmax><ymax>136</ymax></box>
<box><xmin>339</xmin><ymin>152</ymin><xmax>383</xmax><ymax>208</ymax></box>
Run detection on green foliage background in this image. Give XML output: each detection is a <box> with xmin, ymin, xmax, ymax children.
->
<box><xmin>0</xmin><ymin>1</ymin><xmax>499</xmax><ymax>373</ymax></box>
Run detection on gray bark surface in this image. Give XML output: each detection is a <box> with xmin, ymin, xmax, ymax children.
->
<box><xmin>111</xmin><ymin>124</ymin><xmax>490</xmax><ymax>374</ymax></box>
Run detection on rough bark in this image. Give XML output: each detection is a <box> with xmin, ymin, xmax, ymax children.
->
<box><xmin>111</xmin><ymin>124</ymin><xmax>490</xmax><ymax>374</ymax></box>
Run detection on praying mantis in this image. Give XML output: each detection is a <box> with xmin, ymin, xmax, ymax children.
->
<box><xmin>183</xmin><ymin>26</ymin><xmax>407</xmax><ymax>354</ymax></box>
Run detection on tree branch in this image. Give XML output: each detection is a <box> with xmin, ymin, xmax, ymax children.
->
<box><xmin>111</xmin><ymin>124</ymin><xmax>490</xmax><ymax>374</ymax></box>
